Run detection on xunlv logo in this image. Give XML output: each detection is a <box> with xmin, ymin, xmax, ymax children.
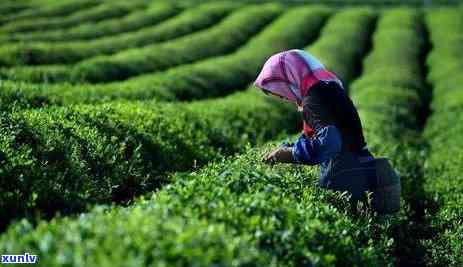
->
<box><xmin>1</xmin><ymin>253</ymin><xmax>38</xmax><ymax>264</ymax></box>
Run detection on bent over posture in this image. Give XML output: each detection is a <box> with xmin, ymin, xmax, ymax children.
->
<box><xmin>254</xmin><ymin>49</ymin><xmax>400</xmax><ymax>213</ymax></box>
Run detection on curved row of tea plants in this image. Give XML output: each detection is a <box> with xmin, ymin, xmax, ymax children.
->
<box><xmin>0</xmin><ymin>0</ymin><xmax>33</xmax><ymax>18</ymax></box>
<box><xmin>0</xmin><ymin>0</ymin><xmax>31</xmax><ymax>4</ymax></box>
<box><xmin>0</xmin><ymin>88</ymin><xmax>298</xmax><ymax>230</ymax></box>
<box><xmin>0</xmin><ymin>2</ymin><xmax>233</xmax><ymax>68</ymax></box>
<box><xmin>350</xmin><ymin>9</ymin><xmax>437</xmax><ymax>266</ymax></box>
<box><xmin>0</xmin><ymin>17</ymin><xmax>397</xmax><ymax>255</ymax></box>
<box><xmin>0</xmin><ymin>16</ymin><xmax>400</xmax><ymax>260</ymax></box>
<box><xmin>0</xmin><ymin>0</ymin><xmax>100</xmax><ymax>25</ymax></box>
<box><xmin>422</xmin><ymin>9</ymin><xmax>463</xmax><ymax>267</ymax></box>
<box><xmin>106</xmin><ymin>6</ymin><xmax>373</xmax><ymax>101</ymax></box>
<box><xmin>0</xmin><ymin>0</ymin><xmax>142</xmax><ymax>33</ymax></box>
<box><xmin>2</xmin><ymin>4</ymin><xmax>334</xmax><ymax>224</ymax></box>
<box><xmin>173</xmin><ymin>0</ymin><xmax>460</xmax><ymax>6</ymax></box>
<box><xmin>0</xmin><ymin>7</ymin><xmax>394</xmax><ymax>266</ymax></box>
<box><xmin>0</xmin><ymin>2</ymin><xmax>181</xmax><ymax>43</ymax></box>
<box><xmin>307</xmin><ymin>7</ymin><xmax>376</xmax><ymax>83</ymax></box>
<box><xmin>0</xmin><ymin>2</ymin><xmax>31</xmax><ymax>16</ymax></box>
<box><xmin>0</xmin><ymin>2</ymin><xmax>370</xmax><ymax>230</ymax></box>
<box><xmin>0</xmin><ymin>6</ymin><xmax>330</xmax><ymax>110</ymax></box>
<box><xmin>351</xmin><ymin>8</ymin><xmax>425</xmax><ymax>142</ymax></box>
<box><xmin>0</xmin><ymin>141</ymin><xmax>396</xmax><ymax>267</ymax></box>
<box><xmin>0</xmin><ymin>3</ymin><xmax>280</xmax><ymax>84</ymax></box>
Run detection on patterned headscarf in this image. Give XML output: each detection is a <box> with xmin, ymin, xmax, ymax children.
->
<box><xmin>254</xmin><ymin>49</ymin><xmax>343</xmax><ymax>104</ymax></box>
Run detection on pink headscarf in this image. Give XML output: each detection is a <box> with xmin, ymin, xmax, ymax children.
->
<box><xmin>254</xmin><ymin>49</ymin><xmax>343</xmax><ymax>104</ymax></box>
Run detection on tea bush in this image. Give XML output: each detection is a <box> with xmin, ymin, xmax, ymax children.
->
<box><xmin>0</xmin><ymin>0</ymin><xmax>100</xmax><ymax>25</ymax></box>
<box><xmin>349</xmin><ymin>9</ymin><xmax>434</xmax><ymax>265</ymax></box>
<box><xmin>422</xmin><ymin>9</ymin><xmax>463</xmax><ymax>267</ymax></box>
<box><xmin>0</xmin><ymin>2</ymin><xmax>181</xmax><ymax>43</ymax></box>
<box><xmin>307</xmin><ymin>7</ymin><xmax>376</xmax><ymax>83</ymax></box>
<box><xmin>0</xmin><ymin>4</ymin><xmax>280</xmax><ymax>82</ymax></box>
<box><xmin>0</xmin><ymin>6</ymin><xmax>401</xmax><ymax>266</ymax></box>
<box><xmin>0</xmin><ymin>89</ymin><xmax>298</xmax><ymax>229</ymax></box>
<box><xmin>0</xmin><ymin>6</ymin><xmax>330</xmax><ymax>109</ymax></box>
<box><xmin>0</xmin><ymin>1</ymin><xmax>145</xmax><ymax>33</ymax></box>
<box><xmin>0</xmin><ymin>2</ymin><xmax>234</xmax><ymax>68</ymax></box>
<box><xmin>351</xmin><ymin>8</ymin><xmax>425</xmax><ymax>144</ymax></box>
<box><xmin>0</xmin><ymin>2</ymin><xmax>30</xmax><ymax>16</ymax></box>
<box><xmin>0</xmin><ymin>143</ymin><xmax>395</xmax><ymax>267</ymax></box>
<box><xmin>69</xmin><ymin>3</ymin><xmax>282</xmax><ymax>83</ymax></box>
<box><xmin>1</xmin><ymin>3</ymin><xmax>462</xmax><ymax>265</ymax></box>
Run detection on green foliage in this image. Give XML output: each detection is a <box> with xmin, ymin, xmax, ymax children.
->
<box><xmin>1</xmin><ymin>2</ymin><xmax>462</xmax><ymax>265</ymax></box>
<box><xmin>0</xmin><ymin>2</ymin><xmax>30</xmax><ymax>16</ymax></box>
<box><xmin>0</xmin><ymin>3</ymin><xmax>279</xmax><ymax>83</ymax></box>
<box><xmin>0</xmin><ymin>0</ymin><xmax>100</xmax><ymax>25</ymax></box>
<box><xmin>0</xmin><ymin>2</ymin><xmax>234</xmax><ymax>68</ymax></box>
<box><xmin>0</xmin><ymin>6</ymin><xmax>400</xmax><ymax>266</ymax></box>
<box><xmin>307</xmin><ymin>7</ymin><xmax>376</xmax><ymax>83</ymax></box>
<box><xmin>0</xmin><ymin>144</ymin><xmax>395</xmax><ymax>267</ymax></box>
<box><xmin>0</xmin><ymin>2</ymin><xmax>181</xmax><ymax>43</ymax></box>
<box><xmin>350</xmin><ymin>8</ymin><xmax>424</xmax><ymax>144</ymax></box>
<box><xmin>0</xmin><ymin>1</ymin><xmax>145</xmax><ymax>33</ymax></box>
<box><xmin>0</xmin><ymin>88</ymin><xmax>298</xmax><ymax>229</ymax></box>
<box><xmin>69</xmin><ymin>4</ymin><xmax>282</xmax><ymax>83</ymax></box>
<box><xmin>0</xmin><ymin>6</ymin><xmax>330</xmax><ymax>110</ymax></box>
<box><xmin>349</xmin><ymin>9</ymin><xmax>448</xmax><ymax>265</ymax></box>
<box><xmin>422</xmin><ymin>9</ymin><xmax>463</xmax><ymax>267</ymax></box>
<box><xmin>350</xmin><ymin>8</ymin><xmax>426</xmax><ymax>208</ymax></box>
<box><xmin>171</xmin><ymin>0</ymin><xmax>460</xmax><ymax>6</ymax></box>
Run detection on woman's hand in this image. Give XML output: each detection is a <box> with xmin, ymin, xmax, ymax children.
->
<box><xmin>262</xmin><ymin>147</ymin><xmax>294</xmax><ymax>165</ymax></box>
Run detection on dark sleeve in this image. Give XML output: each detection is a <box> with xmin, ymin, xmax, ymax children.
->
<box><xmin>291</xmin><ymin>125</ymin><xmax>342</xmax><ymax>165</ymax></box>
<box><xmin>302</xmin><ymin>81</ymin><xmax>367</xmax><ymax>152</ymax></box>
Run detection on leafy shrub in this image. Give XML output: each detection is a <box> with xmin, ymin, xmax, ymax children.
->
<box><xmin>350</xmin><ymin>8</ymin><xmax>426</xmax><ymax>197</ymax></box>
<box><xmin>69</xmin><ymin>4</ymin><xmax>282</xmax><ymax>83</ymax></box>
<box><xmin>0</xmin><ymin>143</ymin><xmax>395</xmax><ymax>267</ymax></box>
<box><xmin>0</xmin><ymin>2</ymin><xmax>181</xmax><ymax>43</ymax></box>
<box><xmin>0</xmin><ymin>89</ymin><xmax>298</xmax><ymax>229</ymax></box>
<box><xmin>0</xmin><ymin>2</ymin><xmax>30</xmax><ymax>16</ymax></box>
<box><xmin>0</xmin><ymin>7</ymin><xmax>400</xmax><ymax>266</ymax></box>
<box><xmin>350</xmin><ymin>8</ymin><xmax>424</xmax><ymax>139</ymax></box>
<box><xmin>349</xmin><ymin>9</ymin><xmax>447</xmax><ymax>265</ymax></box>
<box><xmin>0</xmin><ymin>6</ymin><xmax>330</xmax><ymax>110</ymax></box>
<box><xmin>0</xmin><ymin>0</ymin><xmax>148</xmax><ymax>34</ymax></box>
<box><xmin>307</xmin><ymin>7</ymin><xmax>376</xmax><ymax>83</ymax></box>
<box><xmin>0</xmin><ymin>2</ymin><xmax>234</xmax><ymax>68</ymax></box>
<box><xmin>0</xmin><ymin>0</ymin><xmax>100</xmax><ymax>25</ymax></box>
<box><xmin>0</xmin><ymin>3</ymin><xmax>279</xmax><ymax>82</ymax></box>
<box><xmin>421</xmin><ymin>9</ymin><xmax>463</xmax><ymax>267</ymax></box>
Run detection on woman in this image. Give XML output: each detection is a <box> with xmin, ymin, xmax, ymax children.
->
<box><xmin>254</xmin><ymin>49</ymin><xmax>400</xmax><ymax>214</ymax></box>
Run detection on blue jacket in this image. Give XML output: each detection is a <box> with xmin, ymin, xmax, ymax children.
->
<box><xmin>289</xmin><ymin>124</ymin><xmax>376</xmax><ymax>203</ymax></box>
<box><xmin>292</xmin><ymin>125</ymin><xmax>342</xmax><ymax>165</ymax></box>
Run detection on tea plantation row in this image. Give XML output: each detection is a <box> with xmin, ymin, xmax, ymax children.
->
<box><xmin>0</xmin><ymin>0</ymin><xmax>101</xmax><ymax>25</ymax></box>
<box><xmin>1</xmin><ymin>2</ymin><xmax>462</xmax><ymax>266</ymax></box>
<box><xmin>0</xmin><ymin>9</ymin><xmax>435</xmax><ymax>266</ymax></box>
<box><xmin>0</xmin><ymin>2</ymin><xmax>30</xmax><ymax>17</ymax></box>
<box><xmin>0</xmin><ymin>3</ymin><xmax>278</xmax><ymax>82</ymax></box>
<box><xmin>0</xmin><ymin>6</ymin><xmax>329</xmax><ymax>110</ymax></box>
<box><xmin>422</xmin><ymin>9</ymin><xmax>463</xmax><ymax>266</ymax></box>
<box><xmin>0</xmin><ymin>5</ymin><xmax>335</xmax><ymax>230</ymax></box>
<box><xmin>0</xmin><ymin>0</ymin><xmax>136</xmax><ymax>33</ymax></box>
<box><xmin>0</xmin><ymin>89</ymin><xmax>300</xmax><ymax>230</ymax></box>
<box><xmin>0</xmin><ymin>8</ymin><xmax>399</xmax><ymax>266</ymax></box>
<box><xmin>350</xmin><ymin>8</ymin><xmax>431</xmax><ymax>265</ymax></box>
<box><xmin>0</xmin><ymin>2</ymin><xmax>180</xmax><ymax>43</ymax></box>
<box><xmin>0</xmin><ymin>5</ymin><xmax>372</xmax><ymax>234</ymax></box>
<box><xmin>0</xmin><ymin>2</ymin><xmax>236</xmax><ymax>81</ymax></box>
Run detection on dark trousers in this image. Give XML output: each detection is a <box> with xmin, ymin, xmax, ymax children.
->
<box><xmin>319</xmin><ymin>151</ymin><xmax>376</xmax><ymax>203</ymax></box>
